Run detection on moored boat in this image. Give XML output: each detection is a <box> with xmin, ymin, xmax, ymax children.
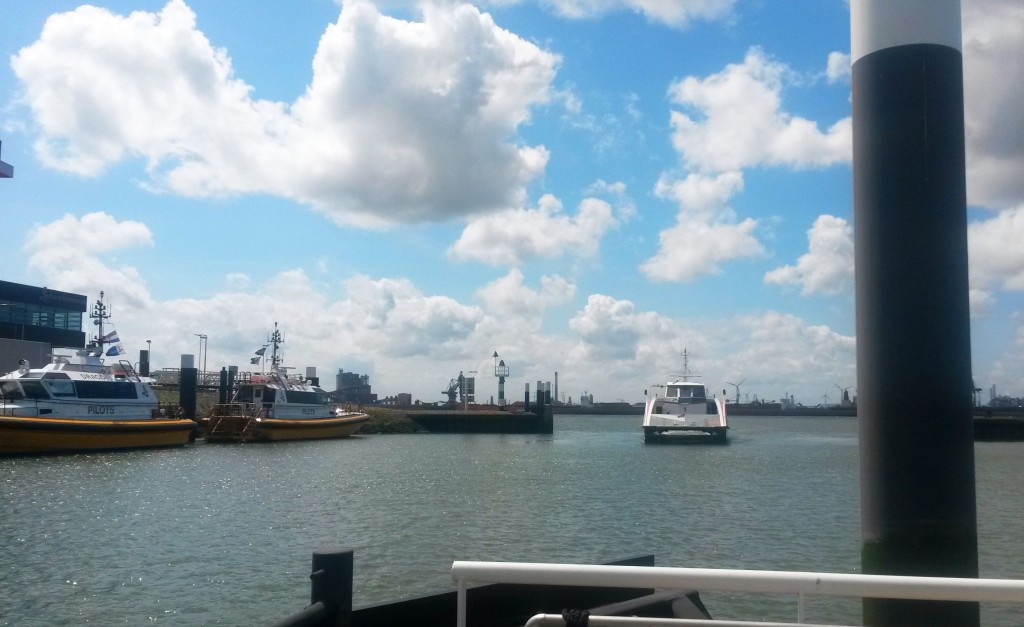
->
<box><xmin>0</xmin><ymin>294</ymin><xmax>196</xmax><ymax>455</ymax></box>
<box><xmin>204</xmin><ymin>323</ymin><xmax>369</xmax><ymax>443</ymax></box>
<box><xmin>642</xmin><ymin>350</ymin><xmax>728</xmax><ymax>444</ymax></box>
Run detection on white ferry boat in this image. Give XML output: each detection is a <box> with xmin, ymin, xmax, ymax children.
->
<box><xmin>0</xmin><ymin>295</ymin><xmax>195</xmax><ymax>455</ymax></box>
<box><xmin>204</xmin><ymin>323</ymin><xmax>369</xmax><ymax>443</ymax></box>
<box><xmin>642</xmin><ymin>350</ymin><xmax>727</xmax><ymax>444</ymax></box>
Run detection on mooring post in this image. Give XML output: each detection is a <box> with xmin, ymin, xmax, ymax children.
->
<box><xmin>218</xmin><ymin>367</ymin><xmax>228</xmax><ymax>404</ymax></box>
<box><xmin>228</xmin><ymin>365</ymin><xmax>237</xmax><ymax>403</ymax></box>
<box><xmin>310</xmin><ymin>548</ymin><xmax>353</xmax><ymax>627</ymax></box>
<box><xmin>179</xmin><ymin>354</ymin><xmax>198</xmax><ymax>421</ymax></box>
<box><xmin>852</xmin><ymin>1</ymin><xmax>978</xmax><ymax>624</ymax></box>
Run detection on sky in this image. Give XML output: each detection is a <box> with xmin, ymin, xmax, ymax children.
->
<box><xmin>1</xmin><ymin>0</ymin><xmax>1022</xmax><ymax>407</ymax></box>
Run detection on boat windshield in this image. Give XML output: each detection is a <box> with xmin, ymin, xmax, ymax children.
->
<box><xmin>0</xmin><ymin>380</ymin><xmax>50</xmax><ymax>400</ymax></box>
<box><xmin>667</xmin><ymin>384</ymin><xmax>705</xmax><ymax>400</ymax></box>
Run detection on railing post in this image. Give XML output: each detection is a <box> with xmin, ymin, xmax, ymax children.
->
<box><xmin>456</xmin><ymin>577</ymin><xmax>468</xmax><ymax>627</ymax></box>
<box><xmin>311</xmin><ymin>548</ymin><xmax>353</xmax><ymax>627</ymax></box>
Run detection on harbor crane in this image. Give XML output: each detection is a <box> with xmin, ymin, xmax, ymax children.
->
<box><xmin>443</xmin><ymin>372</ymin><xmax>465</xmax><ymax>409</ymax></box>
<box><xmin>726</xmin><ymin>378</ymin><xmax>746</xmax><ymax>405</ymax></box>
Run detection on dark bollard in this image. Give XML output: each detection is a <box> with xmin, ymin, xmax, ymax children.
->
<box><xmin>179</xmin><ymin>365</ymin><xmax>198</xmax><ymax>421</ymax></box>
<box><xmin>311</xmin><ymin>548</ymin><xmax>353</xmax><ymax>627</ymax></box>
<box><xmin>852</xmin><ymin>2</ymin><xmax>978</xmax><ymax>624</ymax></box>
<box><xmin>218</xmin><ymin>367</ymin><xmax>228</xmax><ymax>404</ymax></box>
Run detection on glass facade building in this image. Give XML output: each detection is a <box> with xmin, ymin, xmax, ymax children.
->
<box><xmin>0</xmin><ymin>280</ymin><xmax>87</xmax><ymax>348</ymax></box>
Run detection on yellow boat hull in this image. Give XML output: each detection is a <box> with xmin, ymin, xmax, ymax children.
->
<box><xmin>251</xmin><ymin>414</ymin><xmax>370</xmax><ymax>442</ymax></box>
<box><xmin>0</xmin><ymin>416</ymin><xmax>197</xmax><ymax>455</ymax></box>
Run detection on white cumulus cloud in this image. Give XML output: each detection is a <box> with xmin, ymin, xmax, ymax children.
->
<box><xmin>764</xmin><ymin>214</ymin><xmax>854</xmax><ymax>296</ymax></box>
<box><xmin>448</xmin><ymin>193</ymin><xmax>619</xmax><ymax>266</ymax></box>
<box><xmin>968</xmin><ymin>204</ymin><xmax>1024</xmax><ymax>292</ymax></box>
<box><xmin>667</xmin><ymin>47</ymin><xmax>851</xmax><ymax>173</ymax></box>
<box><xmin>11</xmin><ymin>0</ymin><xmax>558</xmax><ymax>226</ymax></box>
<box><xmin>476</xmin><ymin>269</ymin><xmax>576</xmax><ymax>319</ymax></box>
<box><xmin>963</xmin><ymin>0</ymin><xmax>1024</xmax><ymax>210</ymax></box>
<box><xmin>23</xmin><ymin>212</ymin><xmax>154</xmax><ymax>308</ymax></box>
<box><xmin>640</xmin><ymin>217</ymin><xmax>762</xmax><ymax>282</ymax></box>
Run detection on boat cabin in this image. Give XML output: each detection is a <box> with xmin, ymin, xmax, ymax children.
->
<box><xmin>666</xmin><ymin>383</ymin><xmax>706</xmax><ymax>401</ymax></box>
<box><xmin>232</xmin><ymin>382</ymin><xmax>331</xmax><ymax>407</ymax></box>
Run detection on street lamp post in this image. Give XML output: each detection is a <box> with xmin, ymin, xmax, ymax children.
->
<box><xmin>194</xmin><ymin>334</ymin><xmax>207</xmax><ymax>381</ymax></box>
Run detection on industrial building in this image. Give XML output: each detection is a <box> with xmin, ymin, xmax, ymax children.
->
<box><xmin>0</xmin><ymin>280</ymin><xmax>88</xmax><ymax>373</ymax></box>
<box><xmin>334</xmin><ymin>368</ymin><xmax>377</xmax><ymax>405</ymax></box>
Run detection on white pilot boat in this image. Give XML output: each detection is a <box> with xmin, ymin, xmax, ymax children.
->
<box><xmin>204</xmin><ymin>323</ymin><xmax>369</xmax><ymax>443</ymax></box>
<box><xmin>0</xmin><ymin>295</ymin><xmax>195</xmax><ymax>455</ymax></box>
<box><xmin>642</xmin><ymin>350</ymin><xmax>728</xmax><ymax>444</ymax></box>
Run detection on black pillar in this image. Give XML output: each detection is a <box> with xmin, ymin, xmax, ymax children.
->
<box><xmin>852</xmin><ymin>2</ymin><xmax>978</xmax><ymax>624</ymax></box>
<box><xmin>311</xmin><ymin>548</ymin><xmax>353</xmax><ymax>627</ymax></box>
<box><xmin>138</xmin><ymin>349</ymin><xmax>150</xmax><ymax>377</ymax></box>
<box><xmin>218</xmin><ymin>367</ymin><xmax>228</xmax><ymax>404</ymax></box>
<box><xmin>180</xmin><ymin>368</ymin><xmax>198</xmax><ymax>421</ymax></box>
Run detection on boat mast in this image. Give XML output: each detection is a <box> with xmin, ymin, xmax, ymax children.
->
<box><xmin>268</xmin><ymin>322</ymin><xmax>284</xmax><ymax>371</ymax></box>
<box><xmin>90</xmin><ymin>291</ymin><xmax>110</xmax><ymax>350</ymax></box>
<box><xmin>681</xmin><ymin>348</ymin><xmax>690</xmax><ymax>378</ymax></box>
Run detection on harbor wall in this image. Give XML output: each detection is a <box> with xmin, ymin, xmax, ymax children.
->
<box><xmin>405</xmin><ymin>403</ymin><xmax>553</xmax><ymax>434</ymax></box>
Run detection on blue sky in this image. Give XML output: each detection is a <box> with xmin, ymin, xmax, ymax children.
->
<box><xmin>1</xmin><ymin>0</ymin><xmax>1022</xmax><ymax>406</ymax></box>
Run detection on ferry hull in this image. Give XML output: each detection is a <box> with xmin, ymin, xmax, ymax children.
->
<box><xmin>642</xmin><ymin>393</ymin><xmax>728</xmax><ymax>445</ymax></box>
<box><xmin>643</xmin><ymin>425</ymin><xmax>728</xmax><ymax>445</ymax></box>
<box><xmin>0</xmin><ymin>416</ymin><xmax>197</xmax><ymax>455</ymax></box>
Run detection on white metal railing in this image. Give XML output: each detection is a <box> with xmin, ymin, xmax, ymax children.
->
<box><xmin>451</xmin><ymin>561</ymin><xmax>1024</xmax><ymax>627</ymax></box>
<box><xmin>523</xmin><ymin>616</ymin><xmax>837</xmax><ymax>627</ymax></box>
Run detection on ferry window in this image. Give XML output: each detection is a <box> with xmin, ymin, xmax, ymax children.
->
<box><xmin>0</xmin><ymin>381</ymin><xmax>24</xmax><ymax>400</ymax></box>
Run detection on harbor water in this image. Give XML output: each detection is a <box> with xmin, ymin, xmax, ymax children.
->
<box><xmin>3</xmin><ymin>415</ymin><xmax>1023</xmax><ymax>625</ymax></box>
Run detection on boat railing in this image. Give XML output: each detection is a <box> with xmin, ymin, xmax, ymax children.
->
<box><xmin>451</xmin><ymin>561</ymin><xmax>1024</xmax><ymax>627</ymax></box>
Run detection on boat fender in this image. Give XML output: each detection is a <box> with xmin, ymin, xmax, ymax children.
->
<box><xmin>561</xmin><ymin>608</ymin><xmax>590</xmax><ymax>626</ymax></box>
